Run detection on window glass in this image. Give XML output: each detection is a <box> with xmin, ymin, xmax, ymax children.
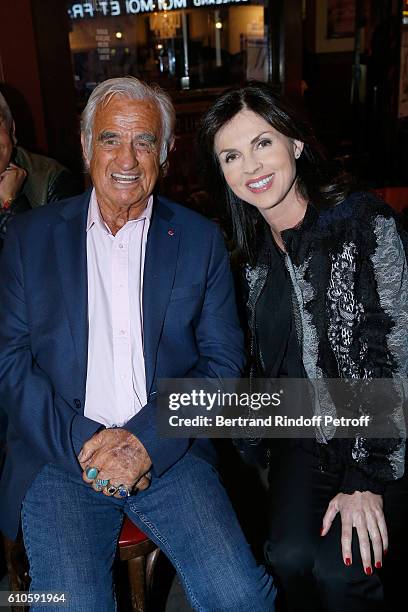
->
<box><xmin>67</xmin><ymin>0</ymin><xmax>269</xmax><ymax>102</ymax></box>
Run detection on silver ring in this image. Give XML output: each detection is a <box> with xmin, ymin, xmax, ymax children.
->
<box><xmin>135</xmin><ymin>471</ymin><xmax>152</xmax><ymax>487</ymax></box>
<box><xmin>117</xmin><ymin>484</ymin><xmax>131</xmax><ymax>498</ymax></box>
<box><xmin>106</xmin><ymin>484</ymin><xmax>118</xmax><ymax>496</ymax></box>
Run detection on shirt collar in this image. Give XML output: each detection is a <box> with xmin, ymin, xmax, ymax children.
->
<box><xmin>86</xmin><ymin>188</ymin><xmax>154</xmax><ymax>233</ymax></box>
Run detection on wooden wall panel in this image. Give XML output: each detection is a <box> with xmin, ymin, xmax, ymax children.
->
<box><xmin>0</xmin><ymin>0</ymin><xmax>82</xmax><ymax>174</ymax></box>
<box><xmin>0</xmin><ymin>0</ymin><xmax>47</xmax><ymax>153</ymax></box>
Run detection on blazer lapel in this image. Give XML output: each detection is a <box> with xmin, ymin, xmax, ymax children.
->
<box><xmin>143</xmin><ymin>197</ymin><xmax>180</xmax><ymax>395</ymax></box>
<box><xmin>53</xmin><ymin>192</ymin><xmax>90</xmax><ymax>392</ymax></box>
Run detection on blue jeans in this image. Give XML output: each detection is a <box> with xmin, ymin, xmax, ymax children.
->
<box><xmin>21</xmin><ymin>454</ymin><xmax>276</xmax><ymax>611</ymax></box>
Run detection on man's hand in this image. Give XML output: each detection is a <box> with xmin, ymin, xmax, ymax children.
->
<box><xmin>0</xmin><ymin>163</ymin><xmax>26</xmax><ymax>203</ymax></box>
<box><xmin>78</xmin><ymin>428</ymin><xmax>152</xmax><ymax>498</ymax></box>
<box><xmin>321</xmin><ymin>491</ymin><xmax>388</xmax><ymax>574</ymax></box>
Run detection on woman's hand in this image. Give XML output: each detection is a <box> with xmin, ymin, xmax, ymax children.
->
<box><xmin>321</xmin><ymin>491</ymin><xmax>388</xmax><ymax>574</ymax></box>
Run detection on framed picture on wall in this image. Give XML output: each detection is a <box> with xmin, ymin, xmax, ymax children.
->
<box><xmin>315</xmin><ymin>0</ymin><xmax>355</xmax><ymax>53</ymax></box>
<box><xmin>327</xmin><ymin>0</ymin><xmax>355</xmax><ymax>38</ymax></box>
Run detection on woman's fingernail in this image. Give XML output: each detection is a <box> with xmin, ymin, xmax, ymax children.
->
<box><xmin>345</xmin><ymin>558</ymin><xmax>351</xmax><ymax>566</ymax></box>
<box><xmin>320</xmin><ymin>527</ymin><xmax>324</xmax><ymax>536</ymax></box>
<box><xmin>375</xmin><ymin>562</ymin><xmax>382</xmax><ymax>569</ymax></box>
<box><xmin>383</xmin><ymin>549</ymin><xmax>388</xmax><ymax>556</ymax></box>
<box><xmin>365</xmin><ymin>567</ymin><xmax>372</xmax><ymax>575</ymax></box>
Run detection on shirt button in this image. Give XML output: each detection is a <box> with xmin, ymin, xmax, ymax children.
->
<box><xmin>74</xmin><ymin>399</ymin><xmax>81</xmax><ymax>408</ymax></box>
<box><xmin>120</xmin><ymin>329</ymin><xmax>126</xmax><ymax>335</ymax></box>
<box><xmin>118</xmin><ymin>243</ymin><xmax>124</xmax><ymax>249</ymax></box>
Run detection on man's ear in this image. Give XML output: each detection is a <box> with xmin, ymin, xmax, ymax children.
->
<box><xmin>160</xmin><ymin>137</ymin><xmax>175</xmax><ymax>177</ymax></box>
<box><xmin>81</xmin><ymin>133</ymin><xmax>90</xmax><ymax>169</ymax></box>
<box><xmin>11</xmin><ymin>120</ymin><xmax>17</xmax><ymax>146</ymax></box>
<box><xmin>160</xmin><ymin>159</ymin><xmax>170</xmax><ymax>177</ymax></box>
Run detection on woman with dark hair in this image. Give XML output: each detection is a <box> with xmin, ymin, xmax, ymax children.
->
<box><xmin>198</xmin><ymin>81</ymin><xmax>408</xmax><ymax>612</ymax></box>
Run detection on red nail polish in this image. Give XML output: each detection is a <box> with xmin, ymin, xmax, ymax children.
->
<box><xmin>375</xmin><ymin>562</ymin><xmax>382</xmax><ymax>569</ymax></box>
<box><xmin>383</xmin><ymin>549</ymin><xmax>388</xmax><ymax>556</ymax></box>
<box><xmin>320</xmin><ymin>527</ymin><xmax>324</xmax><ymax>536</ymax></box>
<box><xmin>365</xmin><ymin>567</ymin><xmax>372</xmax><ymax>575</ymax></box>
<box><xmin>345</xmin><ymin>558</ymin><xmax>351</xmax><ymax>566</ymax></box>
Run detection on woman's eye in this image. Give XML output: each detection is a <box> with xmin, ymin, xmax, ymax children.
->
<box><xmin>225</xmin><ymin>153</ymin><xmax>238</xmax><ymax>163</ymax></box>
<box><xmin>257</xmin><ymin>139</ymin><xmax>272</xmax><ymax>149</ymax></box>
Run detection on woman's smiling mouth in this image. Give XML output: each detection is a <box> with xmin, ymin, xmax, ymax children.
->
<box><xmin>246</xmin><ymin>173</ymin><xmax>274</xmax><ymax>192</ymax></box>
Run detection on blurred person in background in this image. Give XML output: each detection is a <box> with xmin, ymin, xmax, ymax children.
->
<box><xmin>0</xmin><ymin>90</ymin><xmax>81</xmax><ymax>250</ymax></box>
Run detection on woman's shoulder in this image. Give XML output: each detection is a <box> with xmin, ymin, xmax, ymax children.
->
<box><xmin>316</xmin><ymin>191</ymin><xmax>396</xmax><ymax>231</ymax></box>
<box><xmin>284</xmin><ymin>192</ymin><xmax>394</xmax><ymax>262</ymax></box>
<box><xmin>311</xmin><ymin>191</ymin><xmax>408</xmax><ymax>269</ymax></box>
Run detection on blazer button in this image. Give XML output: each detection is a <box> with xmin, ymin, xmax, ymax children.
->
<box><xmin>74</xmin><ymin>399</ymin><xmax>81</xmax><ymax>408</ymax></box>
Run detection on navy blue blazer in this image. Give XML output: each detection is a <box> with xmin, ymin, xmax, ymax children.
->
<box><xmin>0</xmin><ymin>190</ymin><xmax>245</xmax><ymax>539</ymax></box>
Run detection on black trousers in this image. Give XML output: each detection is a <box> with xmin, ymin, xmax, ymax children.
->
<box><xmin>265</xmin><ymin>441</ymin><xmax>408</xmax><ymax>612</ymax></box>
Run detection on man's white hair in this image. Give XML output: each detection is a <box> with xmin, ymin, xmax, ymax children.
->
<box><xmin>81</xmin><ymin>77</ymin><xmax>175</xmax><ymax>165</ymax></box>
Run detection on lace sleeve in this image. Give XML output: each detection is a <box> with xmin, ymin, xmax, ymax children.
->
<box><xmin>339</xmin><ymin>214</ymin><xmax>408</xmax><ymax>491</ymax></box>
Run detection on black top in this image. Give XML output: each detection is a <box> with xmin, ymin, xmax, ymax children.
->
<box><xmin>256</xmin><ymin>231</ymin><xmax>304</xmax><ymax>379</ymax></box>
<box><xmin>254</xmin><ymin>231</ymin><xmax>311</xmax><ymax>459</ymax></box>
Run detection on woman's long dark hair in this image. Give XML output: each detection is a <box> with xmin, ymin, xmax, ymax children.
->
<box><xmin>198</xmin><ymin>81</ymin><xmax>353</xmax><ymax>263</ymax></box>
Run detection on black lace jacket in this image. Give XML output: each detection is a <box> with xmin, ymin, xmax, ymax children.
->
<box><xmin>243</xmin><ymin>191</ymin><xmax>408</xmax><ymax>494</ymax></box>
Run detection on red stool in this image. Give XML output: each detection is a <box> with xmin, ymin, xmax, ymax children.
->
<box><xmin>3</xmin><ymin>517</ymin><xmax>160</xmax><ymax>612</ymax></box>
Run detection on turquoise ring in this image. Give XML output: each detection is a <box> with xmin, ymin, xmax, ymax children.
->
<box><xmin>94</xmin><ymin>478</ymin><xmax>109</xmax><ymax>491</ymax></box>
<box><xmin>95</xmin><ymin>478</ymin><xmax>109</xmax><ymax>487</ymax></box>
<box><xmin>85</xmin><ymin>466</ymin><xmax>99</xmax><ymax>480</ymax></box>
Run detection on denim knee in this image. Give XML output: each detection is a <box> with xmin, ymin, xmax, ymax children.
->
<box><xmin>190</xmin><ymin>568</ymin><xmax>276</xmax><ymax>612</ymax></box>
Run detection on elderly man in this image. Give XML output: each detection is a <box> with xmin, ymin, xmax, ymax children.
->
<box><xmin>0</xmin><ymin>78</ymin><xmax>276</xmax><ymax>611</ymax></box>
<box><xmin>0</xmin><ymin>91</ymin><xmax>81</xmax><ymax>249</ymax></box>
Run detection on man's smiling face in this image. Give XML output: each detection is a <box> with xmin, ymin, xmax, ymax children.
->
<box><xmin>85</xmin><ymin>95</ymin><xmax>162</xmax><ymax>215</ymax></box>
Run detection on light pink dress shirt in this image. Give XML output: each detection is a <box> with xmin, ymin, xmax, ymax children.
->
<box><xmin>84</xmin><ymin>189</ymin><xmax>152</xmax><ymax>427</ymax></box>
